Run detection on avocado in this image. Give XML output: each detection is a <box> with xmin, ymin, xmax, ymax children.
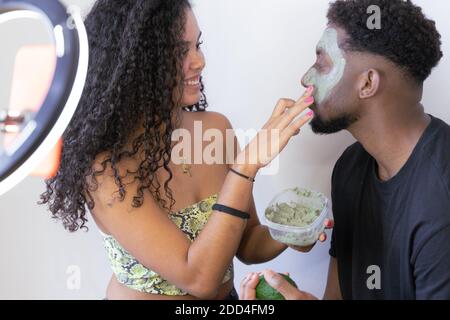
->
<box><xmin>255</xmin><ymin>273</ymin><xmax>298</xmax><ymax>300</ymax></box>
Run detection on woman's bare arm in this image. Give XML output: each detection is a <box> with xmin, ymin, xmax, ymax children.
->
<box><xmin>92</xmin><ymin>93</ymin><xmax>314</xmax><ymax>298</ymax></box>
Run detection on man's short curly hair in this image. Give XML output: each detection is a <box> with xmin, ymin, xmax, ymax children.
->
<box><xmin>327</xmin><ymin>0</ymin><xmax>443</xmax><ymax>83</ymax></box>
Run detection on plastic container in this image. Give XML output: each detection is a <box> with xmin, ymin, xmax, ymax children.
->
<box><xmin>264</xmin><ymin>187</ymin><xmax>329</xmax><ymax>247</ymax></box>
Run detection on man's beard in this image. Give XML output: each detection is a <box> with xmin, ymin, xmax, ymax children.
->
<box><xmin>310</xmin><ymin>113</ymin><xmax>357</xmax><ymax>135</ymax></box>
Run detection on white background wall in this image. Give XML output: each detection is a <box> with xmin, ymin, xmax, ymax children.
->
<box><xmin>0</xmin><ymin>0</ymin><xmax>449</xmax><ymax>299</ymax></box>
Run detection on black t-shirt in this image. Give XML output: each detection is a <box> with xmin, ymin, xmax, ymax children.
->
<box><xmin>330</xmin><ymin>115</ymin><xmax>450</xmax><ymax>300</ymax></box>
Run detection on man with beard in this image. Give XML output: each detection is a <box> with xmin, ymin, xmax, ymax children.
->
<box><xmin>240</xmin><ymin>0</ymin><xmax>450</xmax><ymax>300</ymax></box>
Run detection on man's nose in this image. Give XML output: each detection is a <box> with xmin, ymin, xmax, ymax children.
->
<box><xmin>301</xmin><ymin>67</ymin><xmax>315</xmax><ymax>88</ymax></box>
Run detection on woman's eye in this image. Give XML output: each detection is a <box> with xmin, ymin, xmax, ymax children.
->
<box><xmin>196</xmin><ymin>41</ymin><xmax>203</xmax><ymax>49</ymax></box>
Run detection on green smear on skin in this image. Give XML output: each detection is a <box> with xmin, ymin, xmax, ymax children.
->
<box><xmin>303</xmin><ymin>28</ymin><xmax>346</xmax><ymax>104</ymax></box>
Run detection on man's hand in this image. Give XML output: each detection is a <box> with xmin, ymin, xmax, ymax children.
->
<box><xmin>288</xmin><ymin>218</ymin><xmax>334</xmax><ymax>253</ymax></box>
<box><xmin>240</xmin><ymin>269</ymin><xmax>318</xmax><ymax>300</ymax></box>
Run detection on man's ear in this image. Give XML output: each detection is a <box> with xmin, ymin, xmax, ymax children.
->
<box><xmin>358</xmin><ymin>69</ymin><xmax>380</xmax><ymax>99</ymax></box>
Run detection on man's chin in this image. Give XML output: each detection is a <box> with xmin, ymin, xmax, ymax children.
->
<box><xmin>309</xmin><ymin>114</ymin><xmax>356</xmax><ymax>135</ymax></box>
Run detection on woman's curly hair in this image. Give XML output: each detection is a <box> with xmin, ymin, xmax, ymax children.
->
<box><xmin>39</xmin><ymin>0</ymin><xmax>207</xmax><ymax>232</ymax></box>
<box><xmin>328</xmin><ymin>0</ymin><xmax>443</xmax><ymax>83</ymax></box>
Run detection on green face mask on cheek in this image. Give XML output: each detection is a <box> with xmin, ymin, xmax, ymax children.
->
<box><xmin>303</xmin><ymin>28</ymin><xmax>346</xmax><ymax>104</ymax></box>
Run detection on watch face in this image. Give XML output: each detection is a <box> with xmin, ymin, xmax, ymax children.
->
<box><xmin>0</xmin><ymin>0</ymin><xmax>88</xmax><ymax>196</ymax></box>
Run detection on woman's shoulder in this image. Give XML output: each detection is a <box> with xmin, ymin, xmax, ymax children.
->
<box><xmin>186</xmin><ymin>110</ymin><xmax>233</xmax><ymax>131</ymax></box>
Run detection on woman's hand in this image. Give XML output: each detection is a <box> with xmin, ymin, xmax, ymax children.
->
<box><xmin>239</xmin><ymin>270</ymin><xmax>318</xmax><ymax>300</ymax></box>
<box><xmin>234</xmin><ymin>86</ymin><xmax>315</xmax><ymax>176</ymax></box>
<box><xmin>288</xmin><ymin>218</ymin><xmax>334</xmax><ymax>253</ymax></box>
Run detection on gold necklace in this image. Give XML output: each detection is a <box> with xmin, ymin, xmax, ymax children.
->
<box><xmin>181</xmin><ymin>157</ymin><xmax>192</xmax><ymax>177</ymax></box>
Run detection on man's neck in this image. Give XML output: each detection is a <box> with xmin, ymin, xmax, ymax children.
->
<box><xmin>349</xmin><ymin>104</ymin><xmax>431</xmax><ymax>181</ymax></box>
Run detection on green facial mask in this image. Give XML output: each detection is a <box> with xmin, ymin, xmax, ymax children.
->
<box><xmin>303</xmin><ymin>28</ymin><xmax>346</xmax><ymax>104</ymax></box>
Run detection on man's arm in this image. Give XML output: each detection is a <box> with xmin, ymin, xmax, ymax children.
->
<box><xmin>414</xmin><ymin>225</ymin><xmax>450</xmax><ymax>299</ymax></box>
<box><xmin>323</xmin><ymin>257</ymin><xmax>342</xmax><ymax>300</ymax></box>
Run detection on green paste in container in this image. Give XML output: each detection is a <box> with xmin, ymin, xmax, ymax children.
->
<box><xmin>265</xmin><ymin>188</ymin><xmax>325</xmax><ymax>227</ymax></box>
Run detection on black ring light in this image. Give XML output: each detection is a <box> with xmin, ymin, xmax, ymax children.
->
<box><xmin>0</xmin><ymin>0</ymin><xmax>89</xmax><ymax>196</ymax></box>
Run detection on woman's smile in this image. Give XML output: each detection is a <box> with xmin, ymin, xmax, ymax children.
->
<box><xmin>184</xmin><ymin>75</ymin><xmax>201</xmax><ymax>89</ymax></box>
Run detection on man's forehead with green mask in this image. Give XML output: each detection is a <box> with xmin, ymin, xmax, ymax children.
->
<box><xmin>303</xmin><ymin>28</ymin><xmax>347</xmax><ymax>105</ymax></box>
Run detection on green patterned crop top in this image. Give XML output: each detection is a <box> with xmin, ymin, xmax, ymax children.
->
<box><xmin>102</xmin><ymin>194</ymin><xmax>234</xmax><ymax>296</ymax></box>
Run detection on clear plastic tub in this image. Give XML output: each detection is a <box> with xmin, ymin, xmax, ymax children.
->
<box><xmin>264</xmin><ymin>187</ymin><xmax>329</xmax><ymax>247</ymax></box>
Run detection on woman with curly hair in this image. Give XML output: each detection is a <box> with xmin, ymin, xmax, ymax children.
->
<box><xmin>40</xmin><ymin>0</ymin><xmax>319</xmax><ymax>300</ymax></box>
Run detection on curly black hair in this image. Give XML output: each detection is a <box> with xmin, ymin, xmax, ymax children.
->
<box><xmin>327</xmin><ymin>0</ymin><xmax>443</xmax><ymax>83</ymax></box>
<box><xmin>39</xmin><ymin>0</ymin><xmax>207</xmax><ymax>232</ymax></box>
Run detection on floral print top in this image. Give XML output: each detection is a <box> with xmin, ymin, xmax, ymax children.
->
<box><xmin>103</xmin><ymin>194</ymin><xmax>234</xmax><ymax>296</ymax></box>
